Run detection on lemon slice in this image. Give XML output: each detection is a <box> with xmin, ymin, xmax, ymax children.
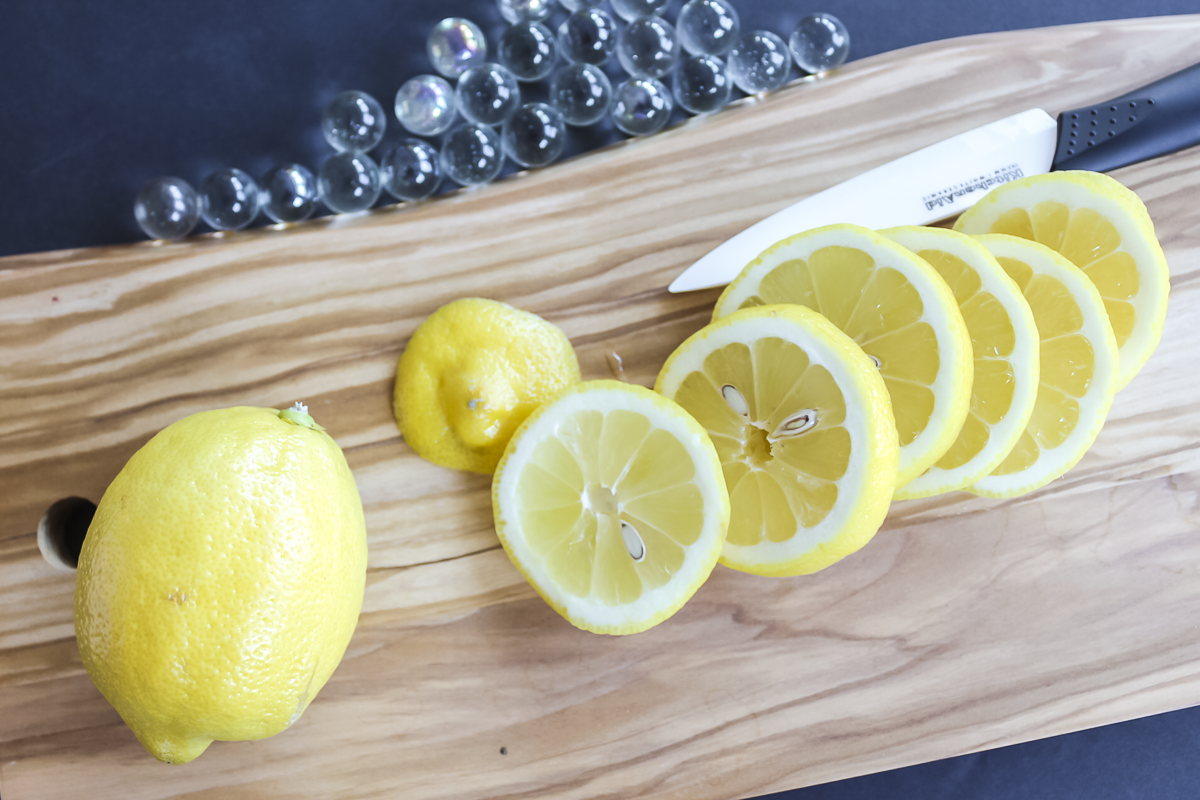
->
<box><xmin>954</xmin><ymin>171</ymin><xmax>1169</xmax><ymax>389</ymax></box>
<box><xmin>880</xmin><ymin>227</ymin><xmax>1040</xmax><ymax>499</ymax></box>
<box><xmin>713</xmin><ymin>224</ymin><xmax>971</xmax><ymax>487</ymax></box>
<box><xmin>968</xmin><ymin>235</ymin><xmax>1119</xmax><ymax>497</ymax></box>
<box><xmin>492</xmin><ymin>380</ymin><xmax>729</xmax><ymax>635</ymax></box>
<box><xmin>655</xmin><ymin>305</ymin><xmax>898</xmax><ymax>577</ymax></box>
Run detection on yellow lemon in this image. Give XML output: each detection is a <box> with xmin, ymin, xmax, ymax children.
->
<box><xmin>969</xmin><ymin>235</ymin><xmax>1119</xmax><ymax>497</ymax></box>
<box><xmin>74</xmin><ymin>404</ymin><xmax>368</xmax><ymax>764</ymax></box>
<box><xmin>880</xmin><ymin>226</ymin><xmax>1040</xmax><ymax>499</ymax></box>
<box><xmin>954</xmin><ymin>170</ymin><xmax>1169</xmax><ymax>389</ymax></box>
<box><xmin>395</xmin><ymin>298</ymin><xmax>581</xmax><ymax>474</ymax></box>
<box><xmin>713</xmin><ymin>224</ymin><xmax>972</xmax><ymax>487</ymax></box>
<box><xmin>492</xmin><ymin>381</ymin><xmax>729</xmax><ymax>634</ymax></box>
<box><xmin>656</xmin><ymin>305</ymin><xmax>898</xmax><ymax>577</ymax></box>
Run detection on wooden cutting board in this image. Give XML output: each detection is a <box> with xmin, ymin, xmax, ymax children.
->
<box><xmin>4</xmin><ymin>16</ymin><xmax>1200</xmax><ymax>800</ymax></box>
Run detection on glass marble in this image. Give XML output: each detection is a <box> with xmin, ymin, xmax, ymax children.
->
<box><xmin>318</xmin><ymin>152</ymin><xmax>382</xmax><ymax>213</ymax></box>
<box><xmin>428</xmin><ymin>18</ymin><xmax>488</xmax><ymax>79</ymax></box>
<box><xmin>789</xmin><ymin>13</ymin><xmax>850</xmax><ymax>74</ymax></box>
<box><xmin>610</xmin><ymin>0</ymin><xmax>669</xmax><ymax>22</ymax></box>
<box><xmin>395</xmin><ymin>75</ymin><xmax>457</xmax><ymax>137</ymax></box>
<box><xmin>503</xmin><ymin>103</ymin><xmax>567</xmax><ymax>168</ymax></box>
<box><xmin>549</xmin><ymin>63</ymin><xmax>613</xmax><ymax>126</ymax></box>
<box><xmin>260</xmin><ymin>164</ymin><xmax>319</xmax><ymax>224</ymax></box>
<box><xmin>617</xmin><ymin>15</ymin><xmax>679</xmax><ymax>79</ymax></box>
<box><xmin>456</xmin><ymin>63</ymin><xmax>521</xmax><ymax>126</ymax></box>
<box><xmin>496</xmin><ymin>0</ymin><xmax>552</xmax><ymax>24</ymax></box>
<box><xmin>558</xmin><ymin>8</ymin><xmax>618</xmax><ymax>65</ymax></box>
<box><xmin>322</xmin><ymin>90</ymin><xmax>386</xmax><ymax>153</ymax></box>
<box><xmin>441</xmin><ymin>124</ymin><xmax>505</xmax><ymax>186</ymax></box>
<box><xmin>557</xmin><ymin>0</ymin><xmax>605</xmax><ymax>10</ymax></box>
<box><xmin>381</xmin><ymin>140</ymin><xmax>442</xmax><ymax>201</ymax></box>
<box><xmin>499</xmin><ymin>21</ymin><xmax>558</xmax><ymax>82</ymax></box>
<box><xmin>134</xmin><ymin>177</ymin><xmax>199</xmax><ymax>240</ymax></box>
<box><xmin>673</xmin><ymin>54</ymin><xmax>731</xmax><ymax>114</ymax></box>
<box><xmin>676</xmin><ymin>0</ymin><xmax>740</xmax><ymax>56</ymax></box>
<box><xmin>612</xmin><ymin>77</ymin><xmax>673</xmax><ymax>136</ymax></box>
<box><xmin>728</xmin><ymin>30</ymin><xmax>790</xmax><ymax>94</ymax></box>
<box><xmin>199</xmin><ymin>168</ymin><xmax>261</xmax><ymax>231</ymax></box>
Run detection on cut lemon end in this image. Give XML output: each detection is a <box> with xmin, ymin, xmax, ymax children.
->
<box><xmin>656</xmin><ymin>305</ymin><xmax>898</xmax><ymax>577</ymax></box>
<box><xmin>880</xmin><ymin>227</ymin><xmax>1040</xmax><ymax>500</ymax></box>
<box><xmin>967</xmin><ymin>235</ymin><xmax>1119</xmax><ymax>498</ymax></box>
<box><xmin>492</xmin><ymin>380</ymin><xmax>729</xmax><ymax>635</ymax></box>
<box><xmin>953</xmin><ymin>170</ymin><xmax>1169</xmax><ymax>390</ymax></box>
<box><xmin>712</xmin><ymin>224</ymin><xmax>971</xmax><ymax>487</ymax></box>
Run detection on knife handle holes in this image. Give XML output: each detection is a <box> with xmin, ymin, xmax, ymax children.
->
<box><xmin>38</xmin><ymin>497</ymin><xmax>96</xmax><ymax>571</ymax></box>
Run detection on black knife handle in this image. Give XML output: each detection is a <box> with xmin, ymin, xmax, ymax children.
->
<box><xmin>1051</xmin><ymin>61</ymin><xmax>1200</xmax><ymax>172</ymax></box>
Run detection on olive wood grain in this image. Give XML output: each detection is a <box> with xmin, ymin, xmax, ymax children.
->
<box><xmin>3</xmin><ymin>16</ymin><xmax>1200</xmax><ymax>800</ymax></box>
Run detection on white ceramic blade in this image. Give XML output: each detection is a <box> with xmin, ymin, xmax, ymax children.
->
<box><xmin>669</xmin><ymin>108</ymin><xmax>1059</xmax><ymax>293</ymax></box>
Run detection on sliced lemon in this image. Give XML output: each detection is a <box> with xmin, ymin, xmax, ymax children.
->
<box><xmin>968</xmin><ymin>235</ymin><xmax>1118</xmax><ymax>497</ymax></box>
<box><xmin>492</xmin><ymin>380</ymin><xmax>729</xmax><ymax>635</ymax></box>
<box><xmin>713</xmin><ymin>224</ymin><xmax>971</xmax><ymax>487</ymax></box>
<box><xmin>880</xmin><ymin>227</ymin><xmax>1040</xmax><ymax>499</ymax></box>
<box><xmin>954</xmin><ymin>170</ymin><xmax>1169</xmax><ymax>389</ymax></box>
<box><xmin>655</xmin><ymin>305</ymin><xmax>897</xmax><ymax>577</ymax></box>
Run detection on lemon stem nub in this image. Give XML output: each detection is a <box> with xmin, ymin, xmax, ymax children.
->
<box><xmin>280</xmin><ymin>401</ymin><xmax>321</xmax><ymax>430</ymax></box>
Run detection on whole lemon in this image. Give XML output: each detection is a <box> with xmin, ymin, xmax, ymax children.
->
<box><xmin>74</xmin><ymin>404</ymin><xmax>367</xmax><ymax>764</ymax></box>
<box><xmin>395</xmin><ymin>298</ymin><xmax>581</xmax><ymax>474</ymax></box>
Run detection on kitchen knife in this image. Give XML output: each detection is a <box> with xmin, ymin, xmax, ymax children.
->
<box><xmin>669</xmin><ymin>61</ymin><xmax>1200</xmax><ymax>293</ymax></box>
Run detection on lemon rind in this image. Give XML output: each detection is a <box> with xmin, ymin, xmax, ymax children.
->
<box><xmin>953</xmin><ymin>170</ymin><xmax>1169</xmax><ymax>390</ymax></box>
<box><xmin>492</xmin><ymin>380</ymin><xmax>730</xmax><ymax>635</ymax></box>
<box><xmin>712</xmin><ymin>223</ymin><xmax>971</xmax><ymax>487</ymax></box>
<box><xmin>880</xmin><ymin>226</ymin><xmax>1041</xmax><ymax>500</ymax></box>
<box><xmin>656</xmin><ymin>304</ymin><xmax>898</xmax><ymax>577</ymax></box>
<box><xmin>967</xmin><ymin>234</ymin><xmax>1119</xmax><ymax>498</ymax></box>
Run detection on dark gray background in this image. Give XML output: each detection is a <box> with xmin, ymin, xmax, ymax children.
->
<box><xmin>3</xmin><ymin>1</ymin><xmax>1199</xmax><ymax>797</ymax></box>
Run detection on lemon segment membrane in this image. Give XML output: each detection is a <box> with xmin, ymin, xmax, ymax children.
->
<box><xmin>880</xmin><ymin>227</ymin><xmax>1040</xmax><ymax>500</ymax></box>
<box><xmin>656</xmin><ymin>305</ymin><xmax>898</xmax><ymax>577</ymax></box>
<box><xmin>492</xmin><ymin>381</ymin><xmax>729</xmax><ymax>635</ymax></box>
<box><xmin>712</xmin><ymin>224</ymin><xmax>972</xmax><ymax>487</ymax></box>
<box><xmin>968</xmin><ymin>235</ymin><xmax>1119</xmax><ymax>498</ymax></box>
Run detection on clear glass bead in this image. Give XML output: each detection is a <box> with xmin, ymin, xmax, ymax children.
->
<box><xmin>673</xmin><ymin>55</ymin><xmax>730</xmax><ymax>114</ymax></box>
<box><xmin>499</xmin><ymin>22</ymin><xmax>558</xmax><ymax>82</ymax></box>
<box><xmin>134</xmin><ymin>177</ymin><xmax>199</xmax><ymax>240</ymax></box>
<box><xmin>558</xmin><ymin>8</ymin><xmax>618</xmax><ymax>65</ymax></box>
<box><xmin>381</xmin><ymin>140</ymin><xmax>442</xmax><ymax>201</ymax></box>
<box><xmin>610</xmin><ymin>0</ymin><xmax>669</xmax><ymax>22</ymax></box>
<box><xmin>318</xmin><ymin>152</ymin><xmax>382</xmax><ymax>213</ymax></box>
<box><xmin>557</xmin><ymin>0</ymin><xmax>605</xmax><ymax>10</ymax></box>
<box><xmin>456</xmin><ymin>63</ymin><xmax>521</xmax><ymax>126</ymax></box>
<box><xmin>496</xmin><ymin>0</ymin><xmax>552</xmax><ymax>24</ymax></box>
<box><xmin>199</xmin><ymin>168</ymin><xmax>261</xmax><ymax>231</ymax></box>
<box><xmin>321</xmin><ymin>90</ymin><xmax>387</xmax><ymax>153</ymax></box>
<box><xmin>789</xmin><ymin>13</ymin><xmax>849</xmax><ymax>74</ymax></box>
<box><xmin>677</xmin><ymin>0</ymin><xmax>740</xmax><ymax>56</ymax></box>
<box><xmin>617</xmin><ymin>15</ymin><xmax>679</xmax><ymax>79</ymax></box>
<box><xmin>441</xmin><ymin>124</ymin><xmax>505</xmax><ymax>186</ymax></box>
<box><xmin>428</xmin><ymin>18</ymin><xmax>488</xmax><ymax>79</ymax></box>
<box><xmin>612</xmin><ymin>77</ymin><xmax>673</xmax><ymax>136</ymax></box>
<box><xmin>503</xmin><ymin>103</ymin><xmax>567</xmax><ymax>168</ymax></box>
<box><xmin>260</xmin><ymin>164</ymin><xmax>319</xmax><ymax>224</ymax></box>
<box><xmin>728</xmin><ymin>31</ymin><xmax>790</xmax><ymax>94</ymax></box>
<box><xmin>549</xmin><ymin>63</ymin><xmax>613</xmax><ymax>126</ymax></box>
<box><xmin>395</xmin><ymin>75</ymin><xmax>457</xmax><ymax>137</ymax></box>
